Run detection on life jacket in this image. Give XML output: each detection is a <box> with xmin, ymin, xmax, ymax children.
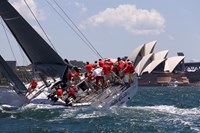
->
<box><xmin>123</xmin><ymin>63</ymin><xmax>135</xmax><ymax>74</ymax></box>
<box><xmin>107</xmin><ymin>59</ymin><xmax>113</xmax><ymax>67</ymax></box>
<box><xmin>118</xmin><ymin>60</ymin><xmax>125</xmax><ymax>71</ymax></box>
<box><xmin>30</xmin><ymin>79</ymin><xmax>37</xmax><ymax>89</ymax></box>
<box><xmin>85</xmin><ymin>63</ymin><xmax>93</xmax><ymax>73</ymax></box>
<box><xmin>56</xmin><ymin>88</ymin><xmax>63</xmax><ymax>96</ymax></box>
<box><xmin>92</xmin><ymin>63</ymin><xmax>98</xmax><ymax>69</ymax></box>
<box><xmin>87</xmin><ymin>71</ymin><xmax>93</xmax><ymax>81</ymax></box>
<box><xmin>68</xmin><ymin>72</ymin><xmax>74</xmax><ymax>80</ymax></box>
<box><xmin>103</xmin><ymin>63</ymin><xmax>111</xmax><ymax>75</ymax></box>
<box><xmin>69</xmin><ymin>86</ymin><xmax>76</xmax><ymax>95</ymax></box>
<box><xmin>99</xmin><ymin>60</ymin><xmax>105</xmax><ymax>67</ymax></box>
<box><xmin>129</xmin><ymin>63</ymin><xmax>135</xmax><ymax>73</ymax></box>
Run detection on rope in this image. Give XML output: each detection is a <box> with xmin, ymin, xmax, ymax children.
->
<box><xmin>0</xmin><ymin>19</ymin><xmax>29</xmax><ymax>66</ymax></box>
<box><xmin>23</xmin><ymin>0</ymin><xmax>57</xmax><ymax>52</ymax></box>
<box><xmin>52</xmin><ymin>0</ymin><xmax>103</xmax><ymax>59</ymax></box>
<box><xmin>45</xmin><ymin>0</ymin><xmax>103</xmax><ymax>59</ymax></box>
<box><xmin>0</xmin><ymin>19</ymin><xmax>17</xmax><ymax>65</ymax></box>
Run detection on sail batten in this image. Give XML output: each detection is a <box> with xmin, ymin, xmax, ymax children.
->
<box><xmin>0</xmin><ymin>0</ymin><xmax>67</xmax><ymax>78</ymax></box>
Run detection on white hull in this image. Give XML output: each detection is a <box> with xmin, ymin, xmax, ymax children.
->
<box><xmin>1</xmin><ymin>75</ymin><xmax>138</xmax><ymax>108</ymax></box>
<box><xmin>91</xmin><ymin>75</ymin><xmax>138</xmax><ymax>108</ymax></box>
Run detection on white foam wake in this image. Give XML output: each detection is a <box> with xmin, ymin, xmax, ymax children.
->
<box><xmin>131</xmin><ymin>105</ymin><xmax>200</xmax><ymax>116</ymax></box>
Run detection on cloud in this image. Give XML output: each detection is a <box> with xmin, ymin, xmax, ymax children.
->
<box><xmin>10</xmin><ymin>0</ymin><xmax>46</xmax><ymax>20</ymax></box>
<box><xmin>81</xmin><ymin>4</ymin><xmax>165</xmax><ymax>35</ymax></box>
<box><xmin>74</xmin><ymin>2</ymin><xmax>87</xmax><ymax>14</ymax></box>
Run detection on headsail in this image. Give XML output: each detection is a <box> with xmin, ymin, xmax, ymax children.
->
<box><xmin>0</xmin><ymin>0</ymin><xmax>67</xmax><ymax>79</ymax></box>
<box><xmin>0</xmin><ymin>55</ymin><xmax>28</xmax><ymax>96</ymax></box>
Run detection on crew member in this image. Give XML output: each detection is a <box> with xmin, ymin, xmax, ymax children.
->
<box><xmin>92</xmin><ymin>61</ymin><xmax>98</xmax><ymax>69</ymax></box>
<box><xmin>98</xmin><ymin>59</ymin><xmax>105</xmax><ymax>68</ymax></box>
<box><xmin>56</xmin><ymin>88</ymin><xmax>63</xmax><ymax>97</ymax></box>
<box><xmin>28</xmin><ymin>78</ymin><xmax>38</xmax><ymax>92</ymax></box>
<box><xmin>85</xmin><ymin>61</ymin><xmax>93</xmax><ymax>73</ymax></box>
<box><xmin>103</xmin><ymin>61</ymin><xmax>112</xmax><ymax>86</ymax></box>
<box><xmin>122</xmin><ymin>61</ymin><xmax>135</xmax><ymax>84</ymax></box>
<box><xmin>92</xmin><ymin>66</ymin><xmax>104</xmax><ymax>92</ymax></box>
<box><xmin>68</xmin><ymin>85</ymin><xmax>77</xmax><ymax>100</ymax></box>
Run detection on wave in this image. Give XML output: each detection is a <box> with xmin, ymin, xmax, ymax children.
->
<box><xmin>123</xmin><ymin>105</ymin><xmax>200</xmax><ymax>116</ymax></box>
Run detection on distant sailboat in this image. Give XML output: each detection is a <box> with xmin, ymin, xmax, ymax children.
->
<box><xmin>0</xmin><ymin>0</ymin><xmax>138</xmax><ymax>108</ymax></box>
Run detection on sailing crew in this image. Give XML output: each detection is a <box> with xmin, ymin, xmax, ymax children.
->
<box><xmin>28</xmin><ymin>78</ymin><xmax>38</xmax><ymax>93</ymax></box>
<box><xmin>92</xmin><ymin>66</ymin><xmax>104</xmax><ymax>92</ymax></box>
<box><xmin>102</xmin><ymin>61</ymin><xmax>112</xmax><ymax>87</ymax></box>
<box><xmin>92</xmin><ymin>61</ymin><xmax>98</xmax><ymax>69</ymax></box>
<box><xmin>68</xmin><ymin>69</ymin><xmax>74</xmax><ymax>80</ymax></box>
<box><xmin>73</xmin><ymin>67</ymin><xmax>82</xmax><ymax>84</ymax></box>
<box><xmin>64</xmin><ymin>84</ymin><xmax>77</xmax><ymax>106</ymax></box>
<box><xmin>98</xmin><ymin>59</ymin><xmax>105</xmax><ymax>68</ymax></box>
<box><xmin>56</xmin><ymin>88</ymin><xmax>63</xmax><ymax>97</ymax></box>
<box><xmin>68</xmin><ymin>85</ymin><xmax>77</xmax><ymax>100</ymax></box>
<box><xmin>124</xmin><ymin>59</ymin><xmax>130</xmax><ymax>67</ymax></box>
<box><xmin>85</xmin><ymin>61</ymin><xmax>93</xmax><ymax>73</ymax></box>
<box><xmin>107</xmin><ymin>58</ymin><xmax>115</xmax><ymax>82</ymax></box>
<box><xmin>122</xmin><ymin>61</ymin><xmax>135</xmax><ymax>84</ymax></box>
<box><xmin>107</xmin><ymin>58</ymin><xmax>113</xmax><ymax>67</ymax></box>
<box><xmin>85</xmin><ymin>61</ymin><xmax>93</xmax><ymax>78</ymax></box>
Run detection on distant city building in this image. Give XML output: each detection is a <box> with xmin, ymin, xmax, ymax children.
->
<box><xmin>184</xmin><ymin>62</ymin><xmax>200</xmax><ymax>84</ymax></box>
<box><xmin>185</xmin><ymin>62</ymin><xmax>200</xmax><ymax>72</ymax></box>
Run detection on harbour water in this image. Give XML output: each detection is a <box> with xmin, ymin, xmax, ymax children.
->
<box><xmin>1</xmin><ymin>86</ymin><xmax>200</xmax><ymax>133</ymax></box>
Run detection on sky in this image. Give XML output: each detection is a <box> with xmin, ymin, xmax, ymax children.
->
<box><xmin>0</xmin><ymin>0</ymin><xmax>200</xmax><ymax>66</ymax></box>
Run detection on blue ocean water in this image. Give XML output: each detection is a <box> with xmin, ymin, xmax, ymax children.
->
<box><xmin>1</xmin><ymin>86</ymin><xmax>200</xmax><ymax>133</ymax></box>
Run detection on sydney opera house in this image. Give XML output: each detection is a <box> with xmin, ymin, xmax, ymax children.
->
<box><xmin>127</xmin><ymin>40</ymin><xmax>190</xmax><ymax>86</ymax></box>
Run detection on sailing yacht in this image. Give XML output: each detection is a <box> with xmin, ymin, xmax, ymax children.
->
<box><xmin>0</xmin><ymin>0</ymin><xmax>138</xmax><ymax>108</ymax></box>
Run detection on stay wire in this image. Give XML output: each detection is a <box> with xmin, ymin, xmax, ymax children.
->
<box><xmin>1</xmin><ymin>19</ymin><xmax>29</xmax><ymax>81</ymax></box>
<box><xmin>23</xmin><ymin>0</ymin><xmax>57</xmax><ymax>52</ymax></box>
<box><xmin>0</xmin><ymin>19</ymin><xmax>17</xmax><ymax>65</ymax></box>
<box><xmin>0</xmin><ymin>18</ymin><xmax>29</xmax><ymax>66</ymax></box>
<box><xmin>51</xmin><ymin>0</ymin><xmax>103</xmax><ymax>59</ymax></box>
<box><xmin>45</xmin><ymin>0</ymin><xmax>99</xmax><ymax>59</ymax></box>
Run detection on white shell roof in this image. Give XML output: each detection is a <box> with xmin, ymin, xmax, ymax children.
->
<box><xmin>128</xmin><ymin>44</ymin><xmax>144</xmax><ymax>62</ymax></box>
<box><xmin>128</xmin><ymin>40</ymin><xmax>157</xmax><ymax>63</ymax></box>
<box><xmin>142</xmin><ymin>59</ymin><xmax>165</xmax><ymax>74</ymax></box>
<box><xmin>144</xmin><ymin>40</ymin><xmax>157</xmax><ymax>56</ymax></box>
<box><xmin>141</xmin><ymin>50</ymin><xmax>169</xmax><ymax>74</ymax></box>
<box><xmin>153</xmin><ymin>50</ymin><xmax>169</xmax><ymax>60</ymax></box>
<box><xmin>164</xmin><ymin>56</ymin><xmax>185</xmax><ymax>72</ymax></box>
<box><xmin>135</xmin><ymin>53</ymin><xmax>153</xmax><ymax>76</ymax></box>
<box><xmin>127</xmin><ymin>40</ymin><xmax>184</xmax><ymax>76</ymax></box>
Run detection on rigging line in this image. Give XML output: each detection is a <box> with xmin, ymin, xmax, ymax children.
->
<box><xmin>23</xmin><ymin>0</ymin><xmax>57</xmax><ymax>52</ymax></box>
<box><xmin>0</xmin><ymin>19</ymin><xmax>13</xmax><ymax>34</ymax></box>
<box><xmin>1</xmin><ymin>20</ymin><xmax>29</xmax><ymax>82</ymax></box>
<box><xmin>45</xmin><ymin>0</ymin><xmax>99</xmax><ymax>59</ymax></box>
<box><xmin>0</xmin><ymin>18</ymin><xmax>29</xmax><ymax>66</ymax></box>
<box><xmin>0</xmin><ymin>19</ymin><xmax>18</xmax><ymax>65</ymax></box>
<box><xmin>18</xmin><ymin>46</ymin><xmax>29</xmax><ymax>65</ymax></box>
<box><xmin>53</xmin><ymin>0</ymin><xmax>103</xmax><ymax>59</ymax></box>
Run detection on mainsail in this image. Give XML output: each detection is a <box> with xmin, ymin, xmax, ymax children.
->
<box><xmin>0</xmin><ymin>0</ymin><xmax>67</xmax><ymax>79</ymax></box>
<box><xmin>0</xmin><ymin>55</ymin><xmax>28</xmax><ymax>96</ymax></box>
